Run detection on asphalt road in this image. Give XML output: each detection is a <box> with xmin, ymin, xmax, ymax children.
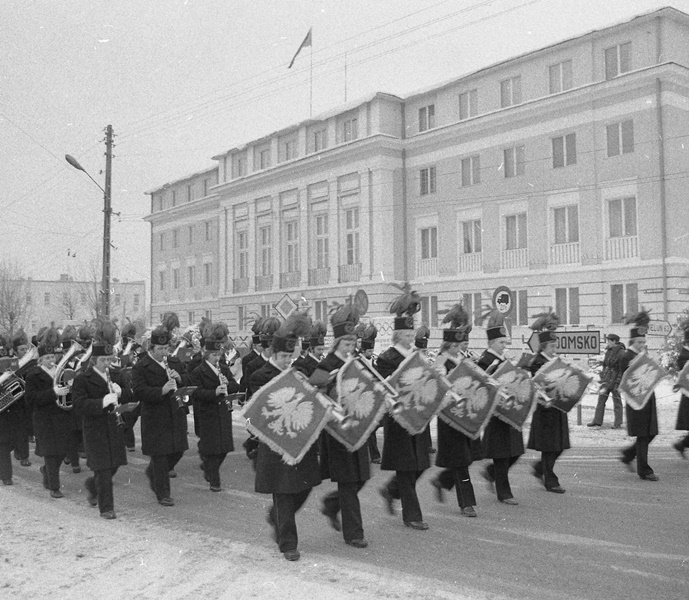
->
<box><xmin>10</xmin><ymin>416</ymin><xmax>689</xmax><ymax>600</ymax></box>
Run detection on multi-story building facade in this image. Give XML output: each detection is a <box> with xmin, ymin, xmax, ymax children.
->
<box><xmin>147</xmin><ymin>7</ymin><xmax>689</xmax><ymax>349</ymax></box>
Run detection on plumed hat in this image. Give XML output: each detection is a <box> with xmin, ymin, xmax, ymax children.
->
<box><xmin>259</xmin><ymin>317</ymin><xmax>282</xmax><ymax>348</ymax></box>
<box><xmin>358</xmin><ymin>323</ymin><xmax>378</xmax><ymax>351</ymax></box>
<box><xmin>121</xmin><ymin>321</ymin><xmax>137</xmax><ymax>343</ymax></box>
<box><xmin>388</xmin><ymin>282</ymin><xmax>421</xmax><ymax>330</ymax></box>
<box><xmin>203</xmin><ymin>321</ymin><xmax>229</xmax><ymax>352</ymax></box>
<box><xmin>60</xmin><ymin>325</ymin><xmax>78</xmax><ymax>350</ymax></box>
<box><xmin>38</xmin><ymin>325</ymin><xmax>61</xmax><ymax>357</ymax></box>
<box><xmin>78</xmin><ymin>323</ymin><xmax>95</xmax><ymax>348</ymax></box>
<box><xmin>250</xmin><ymin>315</ymin><xmax>264</xmax><ymax>345</ymax></box>
<box><xmin>92</xmin><ymin>319</ymin><xmax>118</xmax><ymax>356</ymax></box>
<box><xmin>414</xmin><ymin>324</ymin><xmax>431</xmax><ymax>349</ymax></box>
<box><xmin>530</xmin><ymin>309</ymin><xmax>560</xmax><ymax>345</ymax></box>
<box><xmin>12</xmin><ymin>327</ymin><xmax>28</xmax><ymax>351</ymax></box>
<box><xmin>273</xmin><ymin>312</ymin><xmax>312</xmax><ymax>354</ymax></box>
<box><xmin>442</xmin><ymin>303</ymin><xmax>472</xmax><ymax>343</ymax></box>
<box><xmin>307</xmin><ymin>321</ymin><xmax>327</xmax><ymax>349</ymax></box>
<box><xmin>625</xmin><ymin>307</ymin><xmax>651</xmax><ymax>340</ymax></box>
<box><xmin>482</xmin><ymin>309</ymin><xmax>508</xmax><ymax>341</ymax></box>
<box><xmin>330</xmin><ymin>303</ymin><xmax>360</xmax><ymax>339</ymax></box>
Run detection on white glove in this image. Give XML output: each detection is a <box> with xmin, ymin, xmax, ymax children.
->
<box><xmin>55</xmin><ymin>386</ymin><xmax>71</xmax><ymax>397</ymax></box>
<box><xmin>102</xmin><ymin>393</ymin><xmax>118</xmax><ymax>408</ymax></box>
<box><xmin>111</xmin><ymin>382</ymin><xmax>122</xmax><ymax>398</ymax></box>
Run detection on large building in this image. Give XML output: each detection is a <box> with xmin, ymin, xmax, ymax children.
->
<box><xmin>146</xmin><ymin>7</ymin><xmax>689</xmax><ymax>350</ymax></box>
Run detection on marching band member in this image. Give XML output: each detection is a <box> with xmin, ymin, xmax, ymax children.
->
<box><xmin>672</xmin><ymin>319</ymin><xmax>689</xmax><ymax>458</ymax></box>
<box><xmin>293</xmin><ymin>321</ymin><xmax>326</xmax><ymax>377</ymax></box>
<box><xmin>60</xmin><ymin>325</ymin><xmax>84</xmax><ymax>474</ymax></box>
<box><xmin>317</xmin><ymin>305</ymin><xmax>370</xmax><ymax>549</ymax></box>
<box><xmin>116</xmin><ymin>321</ymin><xmax>140</xmax><ymax>452</ymax></box>
<box><xmin>11</xmin><ymin>328</ymin><xmax>34</xmax><ymax>467</ymax></box>
<box><xmin>24</xmin><ymin>326</ymin><xmax>72</xmax><ymax>498</ymax></box>
<box><xmin>189</xmin><ymin>322</ymin><xmax>239</xmax><ymax>492</ymax></box>
<box><xmin>526</xmin><ymin>311</ymin><xmax>569</xmax><ymax>494</ymax></box>
<box><xmin>414</xmin><ymin>324</ymin><xmax>431</xmax><ymax>355</ymax></box>
<box><xmin>476</xmin><ymin>310</ymin><xmax>523</xmax><ymax>505</ymax></box>
<box><xmin>72</xmin><ymin>320</ymin><xmax>135</xmax><ymax>519</ymax></box>
<box><xmin>0</xmin><ymin>335</ymin><xmax>23</xmax><ymax>484</ymax></box>
<box><xmin>355</xmin><ymin>323</ymin><xmax>381</xmax><ymax>464</ymax></box>
<box><xmin>619</xmin><ymin>309</ymin><xmax>659</xmax><ymax>481</ymax></box>
<box><xmin>376</xmin><ymin>284</ymin><xmax>430</xmax><ymax>531</ymax></box>
<box><xmin>251</xmin><ymin>313</ymin><xmax>321</xmax><ymax>562</ymax></box>
<box><xmin>431</xmin><ymin>303</ymin><xmax>480</xmax><ymax>517</ymax></box>
<box><xmin>238</xmin><ymin>317</ymin><xmax>264</xmax><ymax>398</ymax></box>
<box><xmin>132</xmin><ymin>316</ymin><xmax>188</xmax><ymax>506</ymax></box>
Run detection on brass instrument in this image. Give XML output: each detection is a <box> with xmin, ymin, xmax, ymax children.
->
<box><xmin>0</xmin><ymin>344</ymin><xmax>38</xmax><ymax>414</ymax></box>
<box><xmin>104</xmin><ymin>369</ymin><xmax>124</xmax><ymax>426</ymax></box>
<box><xmin>325</xmin><ymin>397</ymin><xmax>353</xmax><ymax>429</ymax></box>
<box><xmin>53</xmin><ymin>341</ymin><xmax>85</xmax><ymax>410</ymax></box>
<box><xmin>355</xmin><ymin>356</ymin><xmax>403</xmax><ymax>414</ymax></box>
<box><xmin>218</xmin><ymin>371</ymin><xmax>233</xmax><ymax>412</ymax></box>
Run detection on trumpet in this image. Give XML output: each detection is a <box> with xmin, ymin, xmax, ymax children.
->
<box><xmin>53</xmin><ymin>341</ymin><xmax>85</xmax><ymax>410</ymax></box>
<box><xmin>324</xmin><ymin>397</ymin><xmax>353</xmax><ymax>430</ymax></box>
<box><xmin>385</xmin><ymin>396</ymin><xmax>404</xmax><ymax>415</ymax></box>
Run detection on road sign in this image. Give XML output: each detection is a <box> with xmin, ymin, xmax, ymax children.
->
<box><xmin>647</xmin><ymin>320</ymin><xmax>672</xmax><ymax>336</ymax></box>
<box><xmin>274</xmin><ymin>294</ymin><xmax>297</xmax><ymax>319</ymax></box>
<box><xmin>527</xmin><ymin>330</ymin><xmax>600</xmax><ymax>355</ymax></box>
<box><xmin>492</xmin><ymin>286</ymin><xmax>513</xmax><ymax>316</ymax></box>
<box><xmin>354</xmin><ymin>289</ymin><xmax>369</xmax><ymax>315</ymax></box>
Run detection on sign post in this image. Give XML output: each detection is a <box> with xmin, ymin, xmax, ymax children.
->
<box><xmin>527</xmin><ymin>330</ymin><xmax>600</xmax><ymax>355</ymax></box>
<box><xmin>492</xmin><ymin>286</ymin><xmax>513</xmax><ymax>338</ymax></box>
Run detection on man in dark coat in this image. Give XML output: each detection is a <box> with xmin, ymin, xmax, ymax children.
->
<box><xmin>132</xmin><ymin>326</ymin><xmax>188</xmax><ymax>506</ymax></box>
<box><xmin>9</xmin><ymin>328</ymin><xmax>34</xmax><ymax>466</ymax></box>
<box><xmin>293</xmin><ymin>321</ymin><xmax>326</xmax><ymax>378</ymax></box>
<box><xmin>588</xmin><ymin>334</ymin><xmax>625</xmax><ymax>428</ymax></box>
<box><xmin>0</xmin><ymin>364</ymin><xmax>26</xmax><ymax>484</ymax></box>
<box><xmin>72</xmin><ymin>333</ymin><xmax>133</xmax><ymax>519</ymax></box>
<box><xmin>673</xmin><ymin>325</ymin><xmax>689</xmax><ymax>458</ymax></box>
<box><xmin>251</xmin><ymin>315</ymin><xmax>321</xmax><ymax>562</ymax></box>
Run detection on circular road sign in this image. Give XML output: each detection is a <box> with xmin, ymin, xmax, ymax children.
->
<box><xmin>354</xmin><ymin>289</ymin><xmax>369</xmax><ymax>315</ymax></box>
<box><xmin>492</xmin><ymin>286</ymin><xmax>513</xmax><ymax>316</ymax></box>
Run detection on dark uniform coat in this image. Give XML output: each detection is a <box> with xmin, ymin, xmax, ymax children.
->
<box><xmin>316</xmin><ymin>352</ymin><xmax>370</xmax><ymax>483</ymax></box>
<box><xmin>619</xmin><ymin>348</ymin><xmax>658</xmax><ymax>437</ymax></box>
<box><xmin>132</xmin><ymin>353</ymin><xmax>189</xmax><ymax>457</ymax></box>
<box><xmin>526</xmin><ymin>353</ymin><xmax>570</xmax><ymax>452</ymax></box>
<box><xmin>251</xmin><ymin>361</ymin><xmax>321</xmax><ymax>494</ymax></box>
<box><xmin>375</xmin><ymin>347</ymin><xmax>431</xmax><ymax>472</ymax></box>
<box><xmin>675</xmin><ymin>346</ymin><xmax>689</xmax><ymax>431</ymax></box>
<box><xmin>189</xmin><ymin>360</ymin><xmax>238</xmax><ymax>455</ymax></box>
<box><xmin>25</xmin><ymin>365</ymin><xmax>73</xmax><ymax>456</ymax></box>
<box><xmin>293</xmin><ymin>354</ymin><xmax>320</xmax><ymax>378</ymax></box>
<box><xmin>242</xmin><ymin>353</ymin><xmax>266</xmax><ymax>402</ymax></box>
<box><xmin>71</xmin><ymin>367</ymin><xmax>127</xmax><ymax>471</ymax></box>
<box><xmin>0</xmin><ymin>397</ymin><xmax>23</xmax><ymax>449</ymax></box>
<box><xmin>476</xmin><ymin>350</ymin><xmax>525</xmax><ymax>459</ymax></box>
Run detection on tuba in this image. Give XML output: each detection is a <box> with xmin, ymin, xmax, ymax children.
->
<box><xmin>53</xmin><ymin>340</ymin><xmax>85</xmax><ymax>410</ymax></box>
<box><xmin>0</xmin><ymin>344</ymin><xmax>38</xmax><ymax>414</ymax></box>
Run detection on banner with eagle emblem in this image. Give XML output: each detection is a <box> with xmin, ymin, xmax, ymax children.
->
<box><xmin>676</xmin><ymin>360</ymin><xmax>689</xmax><ymax>397</ymax></box>
<box><xmin>438</xmin><ymin>358</ymin><xmax>501</xmax><ymax>439</ymax></box>
<box><xmin>619</xmin><ymin>352</ymin><xmax>668</xmax><ymax>411</ymax></box>
<box><xmin>491</xmin><ymin>360</ymin><xmax>538</xmax><ymax>430</ymax></box>
<box><xmin>242</xmin><ymin>368</ymin><xmax>332</xmax><ymax>465</ymax></box>
<box><xmin>324</xmin><ymin>358</ymin><xmax>391</xmax><ymax>452</ymax></box>
<box><xmin>386</xmin><ymin>351</ymin><xmax>451</xmax><ymax>435</ymax></box>
<box><xmin>531</xmin><ymin>357</ymin><xmax>593</xmax><ymax>413</ymax></box>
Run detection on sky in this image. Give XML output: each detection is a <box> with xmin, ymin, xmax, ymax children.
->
<box><xmin>1</xmin><ymin>0</ymin><xmax>688</xmax><ymax>295</ymax></box>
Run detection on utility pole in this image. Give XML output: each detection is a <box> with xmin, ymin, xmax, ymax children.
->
<box><xmin>102</xmin><ymin>125</ymin><xmax>114</xmax><ymax>319</ymax></box>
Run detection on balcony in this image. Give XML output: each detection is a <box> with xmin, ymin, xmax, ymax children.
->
<box><xmin>416</xmin><ymin>257</ymin><xmax>437</xmax><ymax>277</ymax></box>
<box><xmin>606</xmin><ymin>235</ymin><xmax>638</xmax><ymax>261</ymax></box>
<box><xmin>458</xmin><ymin>252</ymin><xmax>482</xmax><ymax>273</ymax></box>
<box><xmin>255</xmin><ymin>274</ymin><xmax>273</xmax><ymax>292</ymax></box>
<box><xmin>308</xmin><ymin>267</ymin><xmax>330</xmax><ymax>286</ymax></box>
<box><xmin>233</xmin><ymin>278</ymin><xmax>249</xmax><ymax>294</ymax></box>
<box><xmin>338</xmin><ymin>263</ymin><xmax>361</xmax><ymax>283</ymax></box>
<box><xmin>500</xmin><ymin>247</ymin><xmax>528</xmax><ymax>270</ymax></box>
<box><xmin>280</xmin><ymin>272</ymin><xmax>301</xmax><ymax>289</ymax></box>
<box><xmin>550</xmin><ymin>241</ymin><xmax>580</xmax><ymax>265</ymax></box>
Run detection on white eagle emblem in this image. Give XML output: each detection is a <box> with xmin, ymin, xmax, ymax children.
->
<box><xmin>339</xmin><ymin>377</ymin><xmax>376</xmax><ymax>426</ymax></box>
<box><xmin>398</xmin><ymin>366</ymin><xmax>439</xmax><ymax>412</ymax></box>
<box><xmin>261</xmin><ymin>387</ymin><xmax>313</xmax><ymax>438</ymax></box>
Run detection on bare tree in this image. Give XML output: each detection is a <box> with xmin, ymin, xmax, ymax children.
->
<box><xmin>60</xmin><ymin>281</ymin><xmax>80</xmax><ymax>320</ymax></box>
<box><xmin>0</xmin><ymin>260</ymin><xmax>29</xmax><ymax>338</ymax></box>
<box><xmin>74</xmin><ymin>255</ymin><xmax>102</xmax><ymax>320</ymax></box>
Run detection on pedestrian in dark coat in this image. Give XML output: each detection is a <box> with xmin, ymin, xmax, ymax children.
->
<box><xmin>8</xmin><ymin>328</ymin><xmax>34</xmax><ymax>466</ymax></box>
<box><xmin>619</xmin><ymin>309</ymin><xmax>659</xmax><ymax>481</ymax></box>
<box><xmin>0</xmin><ymin>396</ymin><xmax>24</xmax><ymax>484</ymax></box>
<box><xmin>24</xmin><ymin>327</ymin><xmax>72</xmax><ymax>498</ymax></box>
<box><xmin>252</xmin><ymin>313</ymin><xmax>321</xmax><ymax>562</ymax></box>
<box><xmin>317</xmin><ymin>308</ymin><xmax>370</xmax><ymax>548</ymax></box>
<box><xmin>132</xmin><ymin>318</ymin><xmax>189</xmax><ymax>506</ymax></box>
<box><xmin>588</xmin><ymin>334</ymin><xmax>625</xmax><ymax>428</ymax></box>
<box><xmin>673</xmin><ymin>326</ymin><xmax>689</xmax><ymax>458</ymax></box>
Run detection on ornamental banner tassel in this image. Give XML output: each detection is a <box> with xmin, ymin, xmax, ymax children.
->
<box><xmin>491</xmin><ymin>361</ymin><xmax>538</xmax><ymax>430</ymax></box>
<box><xmin>619</xmin><ymin>352</ymin><xmax>668</xmax><ymax>411</ymax></box>
<box><xmin>242</xmin><ymin>367</ymin><xmax>332</xmax><ymax>465</ymax></box>
<box><xmin>439</xmin><ymin>358</ymin><xmax>501</xmax><ymax>440</ymax></box>
<box><xmin>531</xmin><ymin>356</ymin><xmax>593</xmax><ymax>413</ymax></box>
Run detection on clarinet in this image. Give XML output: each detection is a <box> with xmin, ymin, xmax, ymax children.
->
<box><xmin>218</xmin><ymin>371</ymin><xmax>232</xmax><ymax>412</ymax></box>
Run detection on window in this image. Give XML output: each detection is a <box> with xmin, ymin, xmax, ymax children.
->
<box><xmin>44</xmin><ymin>292</ymin><xmax>50</xmax><ymax>305</ymax></box>
<box><xmin>260</xmin><ymin>303</ymin><xmax>272</xmax><ymax>318</ymax></box>
<box><xmin>315</xmin><ymin>214</ymin><xmax>329</xmax><ymax>269</ymax></box>
<box><xmin>173</xmin><ymin>269</ymin><xmax>180</xmax><ymax>289</ymax></box>
<box><xmin>500</xmin><ymin>76</ymin><xmax>521</xmax><ymax>108</ymax></box>
<box><xmin>462</xmin><ymin>219</ymin><xmax>482</xmax><ymax>254</ymax></box>
<box><xmin>608</xmin><ymin>197</ymin><xmax>637</xmax><ymax>237</ymax></box>
<box><xmin>459</xmin><ymin>89</ymin><xmax>478</xmax><ymax>120</ymax></box>
<box><xmin>133</xmin><ymin>294</ymin><xmax>140</xmax><ymax>308</ymax></box>
<box><xmin>258</xmin><ymin>148</ymin><xmax>271</xmax><ymax>170</ymax></box>
<box><xmin>461</xmin><ymin>156</ymin><xmax>481</xmax><ymax>186</ymax></box>
<box><xmin>25</xmin><ymin>293</ymin><xmax>32</xmax><ymax>305</ymax></box>
<box><xmin>188</xmin><ymin>225</ymin><xmax>193</xmax><ymax>245</ymax></box>
<box><xmin>606</xmin><ymin>120</ymin><xmax>634</xmax><ymax>156</ymax></box>
<box><xmin>188</xmin><ymin>311</ymin><xmax>194</xmax><ymax>325</ymax></box>
<box><xmin>172</xmin><ymin>229</ymin><xmax>179</xmax><ymax>248</ymax></box>
<box><xmin>205</xmin><ymin>310</ymin><xmax>212</xmax><ymax>320</ymax></box>
<box><xmin>187</xmin><ymin>185</ymin><xmax>193</xmax><ymax>202</ymax></box>
<box><xmin>549</xmin><ymin>60</ymin><xmax>572</xmax><ymax>94</ymax></box>
<box><xmin>285</xmin><ymin>221</ymin><xmax>299</xmax><ymax>273</ymax></box>
<box><xmin>344</xmin><ymin>208</ymin><xmax>360</xmax><ymax>265</ymax></box>
<box><xmin>237</xmin><ymin>231</ymin><xmax>249</xmax><ymax>279</ymax></box>
<box><xmin>187</xmin><ymin>266</ymin><xmax>195</xmax><ymax>287</ymax></box>
<box><xmin>236</xmin><ymin>306</ymin><xmax>245</xmax><ymax>331</ymax></box>
<box><xmin>314</xmin><ymin>300</ymin><xmax>328</xmax><ymax>323</ymax></box>
<box><xmin>171</xmin><ymin>191</ymin><xmax>177</xmax><ymax>207</ymax></box>
<box><xmin>313</xmin><ymin>129</ymin><xmax>327</xmax><ymax>152</ymax></box>
<box><xmin>504</xmin><ymin>145</ymin><xmax>525</xmax><ymax>178</ymax></box>
<box><xmin>420</xmin><ymin>166</ymin><xmax>437</xmax><ymax>195</ymax></box>
<box><xmin>505</xmin><ymin>213</ymin><xmax>527</xmax><ymax>250</ymax></box>
<box><xmin>259</xmin><ymin>226</ymin><xmax>272</xmax><ymax>276</ymax></box>
<box><xmin>418</xmin><ymin>104</ymin><xmax>435</xmax><ymax>132</ymax></box>
<box><xmin>234</xmin><ymin>156</ymin><xmax>246</xmax><ymax>178</ymax></box>
<box><xmin>205</xmin><ymin>221</ymin><xmax>212</xmax><ymax>241</ymax></box>
<box><xmin>114</xmin><ymin>294</ymin><xmax>121</xmax><ymax>306</ymax></box>
<box><xmin>419</xmin><ymin>295</ymin><xmax>438</xmax><ymax>327</ymax></box>
<box><xmin>343</xmin><ymin>118</ymin><xmax>358</xmax><ymax>142</ymax></box>
<box><xmin>611</xmin><ymin>283</ymin><xmax>638</xmax><ymax>323</ymax></box>
<box><xmin>80</xmin><ymin>293</ymin><xmax>86</xmax><ymax>305</ymax></box>
<box><xmin>555</xmin><ymin>287</ymin><xmax>580</xmax><ymax>325</ymax></box>
<box><xmin>514</xmin><ymin>289</ymin><xmax>529</xmax><ymax>326</ymax></box>
<box><xmin>462</xmin><ymin>292</ymin><xmax>483</xmax><ymax>326</ymax></box>
<box><xmin>159</xmin><ymin>272</ymin><xmax>165</xmax><ymax>291</ymax></box>
<box><xmin>203</xmin><ymin>179</ymin><xmax>209</xmax><ymax>197</ymax></box>
<box><xmin>553</xmin><ymin>205</ymin><xmax>579</xmax><ymax>244</ymax></box>
<box><xmin>552</xmin><ymin>133</ymin><xmax>576</xmax><ymax>168</ymax></box>
<box><xmin>605</xmin><ymin>42</ymin><xmax>631</xmax><ymax>80</ymax></box>
<box><xmin>204</xmin><ymin>263</ymin><xmax>212</xmax><ymax>286</ymax></box>
<box><xmin>159</xmin><ymin>233</ymin><xmax>164</xmax><ymax>251</ymax></box>
<box><xmin>281</xmin><ymin>139</ymin><xmax>297</xmax><ymax>162</ymax></box>
<box><xmin>420</xmin><ymin>227</ymin><xmax>438</xmax><ymax>260</ymax></box>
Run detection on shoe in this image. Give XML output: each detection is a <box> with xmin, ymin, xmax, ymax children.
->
<box><xmin>321</xmin><ymin>507</ymin><xmax>342</xmax><ymax>532</ymax></box>
<box><xmin>370</xmin><ymin>457</ymin><xmax>381</xmax><ymax>464</ymax></box>
<box><xmin>126</xmin><ymin>446</ymin><xmax>135</xmax><ymax>453</ymax></box>
<box><xmin>87</xmin><ymin>491</ymin><xmax>98</xmax><ymax>507</ymax></box>
<box><xmin>100</xmin><ymin>511</ymin><xmax>117</xmax><ymax>520</ymax></box>
<box><xmin>480</xmin><ymin>468</ymin><xmax>495</xmax><ymax>492</ymax></box>
<box><xmin>403</xmin><ymin>520</ymin><xmax>429</xmax><ymax>530</ymax></box>
<box><xmin>546</xmin><ymin>486</ymin><xmax>566</xmax><ymax>494</ymax></box>
<box><xmin>40</xmin><ymin>466</ymin><xmax>49</xmax><ymax>489</ymax></box>
<box><xmin>210</xmin><ymin>486</ymin><xmax>222</xmax><ymax>492</ymax></box>
<box><xmin>673</xmin><ymin>441</ymin><xmax>687</xmax><ymax>459</ymax></box>
<box><xmin>2</xmin><ymin>479</ymin><xmax>12</xmax><ymax>485</ymax></box>
<box><xmin>72</xmin><ymin>466</ymin><xmax>81</xmax><ymax>474</ymax></box>
<box><xmin>13</xmin><ymin>450</ymin><xmax>20</xmax><ymax>460</ymax></box>
<box><xmin>50</xmin><ymin>489</ymin><xmax>64</xmax><ymax>499</ymax></box>
<box><xmin>428</xmin><ymin>447</ymin><xmax>436</xmax><ymax>454</ymax></box>
<box><xmin>79</xmin><ymin>451</ymin><xmax>86</xmax><ymax>459</ymax></box>
<box><xmin>345</xmin><ymin>538</ymin><xmax>369</xmax><ymax>548</ymax></box>
<box><xmin>620</xmin><ymin>456</ymin><xmax>635</xmax><ymax>472</ymax></box>
<box><xmin>379</xmin><ymin>487</ymin><xmax>395</xmax><ymax>516</ymax></box>
<box><xmin>266</xmin><ymin>509</ymin><xmax>277</xmax><ymax>543</ymax></box>
<box><xmin>283</xmin><ymin>549</ymin><xmax>300</xmax><ymax>561</ymax></box>
<box><xmin>247</xmin><ymin>449</ymin><xmax>258</xmax><ymax>460</ymax></box>
<box><xmin>586</xmin><ymin>423</ymin><xmax>601</xmax><ymax>428</ymax></box>
<box><xmin>640</xmin><ymin>474</ymin><xmax>659</xmax><ymax>481</ymax></box>
<box><xmin>461</xmin><ymin>506</ymin><xmax>477</xmax><ymax>517</ymax></box>
<box><xmin>145</xmin><ymin>466</ymin><xmax>155</xmax><ymax>493</ymax></box>
<box><xmin>158</xmin><ymin>497</ymin><xmax>175</xmax><ymax>507</ymax></box>
<box><xmin>20</xmin><ymin>459</ymin><xmax>31</xmax><ymax>467</ymax></box>
<box><xmin>531</xmin><ymin>464</ymin><xmax>543</xmax><ymax>482</ymax></box>
<box><xmin>168</xmin><ymin>470</ymin><xmax>177</xmax><ymax>478</ymax></box>
<box><xmin>430</xmin><ymin>477</ymin><xmax>445</xmax><ymax>503</ymax></box>
<box><xmin>499</xmin><ymin>497</ymin><xmax>519</xmax><ymax>505</ymax></box>
<box><xmin>64</xmin><ymin>457</ymin><xmax>71</xmax><ymax>465</ymax></box>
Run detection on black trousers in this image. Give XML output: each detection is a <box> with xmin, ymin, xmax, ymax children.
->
<box><xmin>679</xmin><ymin>433</ymin><xmax>689</xmax><ymax>448</ymax></box>
<box><xmin>44</xmin><ymin>454</ymin><xmax>66</xmax><ymax>491</ymax></box>
<box><xmin>386</xmin><ymin>471</ymin><xmax>424</xmax><ymax>523</ymax></box>
<box><xmin>367</xmin><ymin>431</ymin><xmax>380</xmax><ymax>461</ymax></box>
<box><xmin>437</xmin><ymin>467</ymin><xmax>477</xmax><ymax>508</ymax></box>
<box><xmin>487</xmin><ymin>456</ymin><xmax>520</xmax><ymax>501</ymax></box>
<box><xmin>148</xmin><ymin>451</ymin><xmax>184</xmax><ymax>500</ymax></box>
<box><xmin>86</xmin><ymin>466</ymin><xmax>119</xmax><ymax>513</ymax></box>
<box><xmin>272</xmin><ymin>488</ymin><xmax>312</xmax><ymax>552</ymax></box>
<box><xmin>322</xmin><ymin>481</ymin><xmax>366</xmax><ymax>541</ymax></box>
<box><xmin>592</xmin><ymin>388</ymin><xmax>623</xmax><ymax>427</ymax></box>
<box><xmin>622</xmin><ymin>435</ymin><xmax>655</xmax><ymax>477</ymax></box>
<box><xmin>0</xmin><ymin>444</ymin><xmax>12</xmax><ymax>480</ymax></box>
<box><xmin>67</xmin><ymin>430</ymin><xmax>81</xmax><ymax>468</ymax></box>
<box><xmin>203</xmin><ymin>453</ymin><xmax>227</xmax><ymax>488</ymax></box>
<box><xmin>533</xmin><ymin>451</ymin><xmax>562</xmax><ymax>489</ymax></box>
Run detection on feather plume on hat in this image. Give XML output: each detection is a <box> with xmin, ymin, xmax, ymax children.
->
<box><xmin>94</xmin><ymin>319</ymin><xmax>118</xmax><ymax>346</ymax></box>
<box><xmin>260</xmin><ymin>317</ymin><xmax>281</xmax><ymax>336</ymax></box>
<box><xmin>415</xmin><ymin>324</ymin><xmax>430</xmax><ymax>342</ymax></box>
<box><xmin>530</xmin><ymin>309</ymin><xmax>560</xmax><ymax>332</ymax></box>
<box><xmin>121</xmin><ymin>321</ymin><xmax>137</xmax><ymax>340</ymax></box>
<box><xmin>78</xmin><ymin>323</ymin><xmax>94</xmax><ymax>342</ymax></box>
<box><xmin>330</xmin><ymin>303</ymin><xmax>360</xmax><ymax>339</ymax></box>
<box><xmin>624</xmin><ymin>307</ymin><xmax>651</xmax><ymax>327</ymax></box>
<box><xmin>443</xmin><ymin>303</ymin><xmax>472</xmax><ymax>333</ymax></box>
<box><xmin>276</xmin><ymin>312</ymin><xmax>312</xmax><ymax>339</ymax></box>
<box><xmin>209</xmin><ymin>322</ymin><xmax>229</xmax><ymax>342</ymax></box>
<box><xmin>388</xmin><ymin>281</ymin><xmax>422</xmax><ymax>317</ymax></box>
<box><xmin>12</xmin><ymin>327</ymin><xmax>28</xmax><ymax>349</ymax></box>
<box><xmin>162</xmin><ymin>312</ymin><xmax>180</xmax><ymax>333</ymax></box>
<box><xmin>481</xmin><ymin>308</ymin><xmax>504</xmax><ymax>329</ymax></box>
<box><xmin>60</xmin><ymin>325</ymin><xmax>78</xmax><ymax>344</ymax></box>
<box><xmin>360</xmin><ymin>323</ymin><xmax>377</xmax><ymax>342</ymax></box>
<box><xmin>250</xmin><ymin>315</ymin><xmax>264</xmax><ymax>335</ymax></box>
<box><xmin>309</xmin><ymin>320</ymin><xmax>327</xmax><ymax>339</ymax></box>
<box><xmin>38</xmin><ymin>326</ymin><xmax>60</xmax><ymax>349</ymax></box>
